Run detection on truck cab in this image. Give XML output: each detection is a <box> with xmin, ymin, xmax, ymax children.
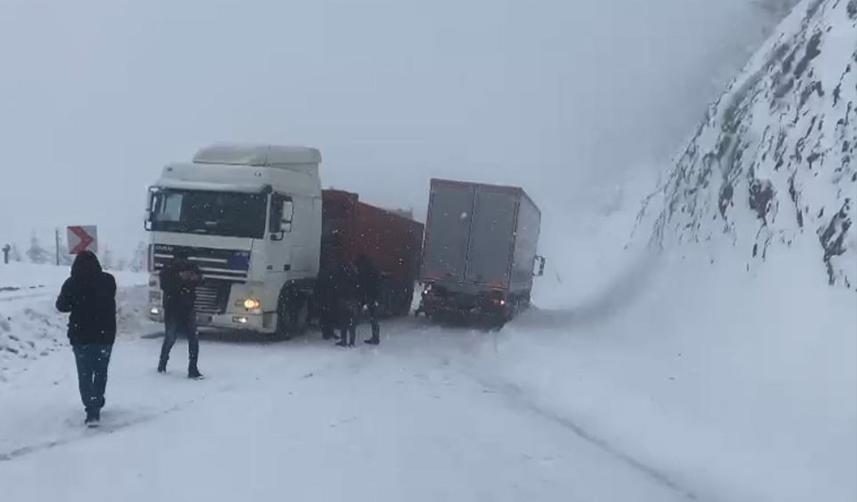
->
<box><xmin>145</xmin><ymin>144</ymin><xmax>322</xmax><ymax>336</ymax></box>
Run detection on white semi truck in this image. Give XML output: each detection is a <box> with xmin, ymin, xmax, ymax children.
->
<box><xmin>144</xmin><ymin>143</ymin><xmax>425</xmax><ymax>338</ymax></box>
<box><xmin>145</xmin><ymin>144</ymin><xmax>323</xmax><ymax>337</ymax></box>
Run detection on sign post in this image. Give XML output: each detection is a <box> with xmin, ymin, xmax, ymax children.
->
<box><xmin>67</xmin><ymin>226</ymin><xmax>98</xmax><ymax>255</ymax></box>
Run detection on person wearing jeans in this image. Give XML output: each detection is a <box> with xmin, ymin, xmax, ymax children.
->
<box><xmin>158</xmin><ymin>249</ymin><xmax>203</xmax><ymax>378</ymax></box>
<box><xmin>73</xmin><ymin>344</ymin><xmax>113</xmax><ymax>415</ymax></box>
<box><xmin>56</xmin><ymin>251</ymin><xmax>117</xmax><ymax>426</ymax></box>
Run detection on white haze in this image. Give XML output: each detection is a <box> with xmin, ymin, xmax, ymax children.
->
<box><xmin>0</xmin><ymin>0</ymin><xmax>782</xmax><ymax>259</ymax></box>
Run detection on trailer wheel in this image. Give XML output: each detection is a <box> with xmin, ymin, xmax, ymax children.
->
<box><xmin>275</xmin><ymin>288</ymin><xmax>308</xmax><ymax>340</ymax></box>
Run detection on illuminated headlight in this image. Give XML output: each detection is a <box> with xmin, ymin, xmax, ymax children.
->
<box><xmin>233</xmin><ymin>316</ymin><xmax>249</xmax><ymax>324</ymax></box>
<box><xmin>242</xmin><ymin>298</ymin><xmax>262</xmax><ymax>310</ymax></box>
<box><xmin>149</xmin><ymin>307</ymin><xmax>161</xmax><ymax>315</ymax></box>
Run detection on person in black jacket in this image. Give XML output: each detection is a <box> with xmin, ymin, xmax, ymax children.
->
<box><xmin>355</xmin><ymin>254</ymin><xmax>382</xmax><ymax>345</ymax></box>
<box><xmin>56</xmin><ymin>251</ymin><xmax>117</xmax><ymax>426</ymax></box>
<box><xmin>315</xmin><ymin>266</ymin><xmax>339</xmax><ymax>341</ymax></box>
<box><xmin>334</xmin><ymin>261</ymin><xmax>360</xmax><ymax>347</ymax></box>
<box><xmin>158</xmin><ymin>249</ymin><xmax>204</xmax><ymax>378</ymax></box>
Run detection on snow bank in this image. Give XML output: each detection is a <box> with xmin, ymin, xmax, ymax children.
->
<box><xmin>0</xmin><ymin>263</ymin><xmax>149</xmax><ymax>382</ymax></box>
<box><xmin>0</xmin><ymin>262</ymin><xmax>148</xmax><ymax>291</ymax></box>
<box><xmin>486</xmin><ymin>239</ymin><xmax>856</xmax><ymax>502</ymax></box>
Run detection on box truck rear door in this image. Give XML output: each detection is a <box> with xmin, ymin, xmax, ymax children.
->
<box><xmin>465</xmin><ymin>187</ymin><xmax>517</xmax><ymax>287</ymax></box>
<box><xmin>422</xmin><ymin>183</ymin><xmax>474</xmax><ymax>283</ymax></box>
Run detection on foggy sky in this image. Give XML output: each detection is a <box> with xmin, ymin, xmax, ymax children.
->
<box><xmin>0</xmin><ymin>0</ymin><xmax>779</xmax><ymax>257</ymax></box>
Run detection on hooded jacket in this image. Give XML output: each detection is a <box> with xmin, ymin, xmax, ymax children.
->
<box><xmin>159</xmin><ymin>254</ymin><xmax>202</xmax><ymax>316</ymax></box>
<box><xmin>56</xmin><ymin>251</ymin><xmax>117</xmax><ymax>345</ymax></box>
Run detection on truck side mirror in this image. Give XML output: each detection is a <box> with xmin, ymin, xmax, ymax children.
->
<box><xmin>534</xmin><ymin>255</ymin><xmax>546</xmax><ymax>277</ymax></box>
<box><xmin>281</xmin><ymin>200</ymin><xmax>294</xmax><ymax>233</ymax></box>
<box><xmin>270</xmin><ymin>196</ymin><xmax>293</xmax><ymax>240</ymax></box>
<box><xmin>144</xmin><ymin>187</ymin><xmax>158</xmax><ymax>230</ymax></box>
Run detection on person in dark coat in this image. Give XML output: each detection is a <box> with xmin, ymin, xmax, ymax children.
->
<box><xmin>355</xmin><ymin>254</ymin><xmax>382</xmax><ymax>345</ymax></box>
<box><xmin>55</xmin><ymin>251</ymin><xmax>117</xmax><ymax>426</ymax></box>
<box><xmin>315</xmin><ymin>266</ymin><xmax>339</xmax><ymax>341</ymax></box>
<box><xmin>158</xmin><ymin>249</ymin><xmax>204</xmax><ymax>378</ymax></box>
<box><xmin>333</xmin><ymin>261</ymin><xmax>360</xmax><ymax>347</ymax></box>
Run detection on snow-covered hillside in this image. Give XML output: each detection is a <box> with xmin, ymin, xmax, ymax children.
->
<box><xmin>638</xmin><ymin>0</ymin><xmax>857</xmax><ymax>289</ymax></box>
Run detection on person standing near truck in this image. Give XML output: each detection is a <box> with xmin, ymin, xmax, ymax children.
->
<box><xmin>315</xmin><ymin>251</ymin><xmax>339</xmax><ymax>341</ymax></box>
<box><xmin>355</xmin><ymin>254</ymin><xmax>382</xmax><ymax>345</ymax></box>
<box><xmin>55</xmin><ymin>251</ymin><xmax>117</xmax><ymax>426</ymax></box>
<box><xmin>157</xmin><ymin>249</ymin><xmax>204</xmax><ymax>378</ymax></box>
<box><xmin>334</xmin><ymin>261</ymin><xmax>360</xmax><ymax>347</ymax></box>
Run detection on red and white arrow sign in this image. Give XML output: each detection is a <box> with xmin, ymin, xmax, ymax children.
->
<box><xmin>67</xmin><ymin>225</ymin><xmax>98</xmax><ymax>254</ymax></box>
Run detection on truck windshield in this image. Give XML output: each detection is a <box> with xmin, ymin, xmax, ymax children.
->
<box><xmin>148</xmin><ymin>189</ymin><xmax>267</xmax><ymax>239</ymax></box>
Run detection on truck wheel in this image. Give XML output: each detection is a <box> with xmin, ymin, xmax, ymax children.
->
<box><xmin>275</xmin><ymin>289</ymin><xmax>308</xmax><ymax>340</ymax></box>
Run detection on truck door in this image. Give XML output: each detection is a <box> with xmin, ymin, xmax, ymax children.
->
<box><xmin>465</xmin><ymin>187</ymin><xmax>518</xmax><ymax>287</ymax></box>
<box><xmin>265</xmin><ymin>193</ymin><xmax>294</xmax><ymax>278</ymax></box>
<box><xmin>422</xmin><ymin>183</ymin><xmax>474</xmax><ymax>283</ymax></box>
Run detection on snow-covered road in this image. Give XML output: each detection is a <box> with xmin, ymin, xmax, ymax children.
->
<box><xmin>3</xmin><ymin>258</ymin><xmax>854</xmax><ymax>502</ymax></box>
<box><xmin>0</xmin><ymin>306</ymin><xmax>695</xmax><ymax>502</ymax></box>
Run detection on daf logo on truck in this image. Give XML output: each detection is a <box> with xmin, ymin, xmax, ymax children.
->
<box><xmin>144</xmin><ymin>144</ymin><xmax>424</xmax><ymax>338</ymax></box>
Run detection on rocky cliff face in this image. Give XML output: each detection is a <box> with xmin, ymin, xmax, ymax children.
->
<box><xmin>637</xmin><ymin>0</ymin><xmax>856</xmax><ymax>290</ymax></box>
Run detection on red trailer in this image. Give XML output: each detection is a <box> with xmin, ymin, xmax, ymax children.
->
<box><xmin>320</xmin><ymin>189</ymin><xmax>424</xmax><ymax>316</ymax></box>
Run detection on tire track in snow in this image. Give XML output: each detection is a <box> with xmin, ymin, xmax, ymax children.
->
<box><xmin>0</xmin><ymin>352</ymin><xmax>330</xmax><ymax>464</ymax></box>
<box><xmin>466</xmin><ymin>372</ymin><xmax>702</xmax><ymax>501</ymax></box>
<box><xmin>0</xmin><ymin>378</ymin><xmax>240</xmax><ymax>464</ymax></box>
<box><xmin>0</xmin><ymin>401</ymin><xmax>191</xmax><ymax>463</ymax></box>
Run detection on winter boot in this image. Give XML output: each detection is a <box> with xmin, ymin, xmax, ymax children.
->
<box><xmin>188</xmin><ymin>366</ymin><xmax>204</xmax><ymax>379</ymax></box>
<box><xmin>157</xmin><ymin>359</ymin><xmax>167</xmax><ymax>373</ymax></box>
<box><xmin>364</xmin><ymin>337</ymin><xmax>379</xmax><ymax>345</ymax></box>
<box><xmin>85</xmin><ymin>410</ymin><xmax>100</xmax><ymax>427</ymax></box>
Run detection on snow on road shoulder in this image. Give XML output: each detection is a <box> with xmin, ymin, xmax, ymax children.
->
<box><xmin>0</xmin><ymin>263</ymin><xmax>150</xmax><ymax>382</ymax></box>
<box><xmin>480</xmin><ymin>242</ymin><xmax>857</xmax><ymax>502</ymax></box>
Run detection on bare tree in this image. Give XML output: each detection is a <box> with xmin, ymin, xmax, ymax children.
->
<box><xmin>130</xmin><ymin>241</ymin><xmax>149</xmax><ymax>272</ymax></box>
<box><xmin>100</xmin><ymin>244</ymin><xmax>115</xmax><ymax>270</ymax></box>
<box><xmin>10</xmin><ymin>243</ymin><xmax>23</xmax><ymax>262</ymax></box>
<box><xmin>26</xmin><ymin>235</ymin><xmax>51</xmax><ymax>264</ymax></box>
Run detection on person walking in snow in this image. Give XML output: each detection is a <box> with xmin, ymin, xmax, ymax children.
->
<box><xmin>55</xmin><ymin>251</ymin><xmax>117</xmax><ymax>427</ymax></box>
<box><xmin>157</xmin><ymin>249</ymin><xmax>204</xmax><ymax>378</ymax></box>
<box><xmin>355</xmin><ymin>254</ymin><xmax>382</xmax><ymax>345</ymax></box>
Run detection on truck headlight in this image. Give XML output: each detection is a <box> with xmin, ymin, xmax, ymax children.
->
<box><xmin>242</xmin><ymin>298</ymin><xmax>262</xmax><ymax>310</ymax></box>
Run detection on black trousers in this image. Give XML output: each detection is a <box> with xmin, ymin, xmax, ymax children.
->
<box><xmin>364</xmin><ymin>301</ymin><xmax>380</xmax><ymax>342</ymax></box>
<box><xmin>160</xmin><ymin>311</ymin><xmax>198</xmax><ymax>369</ymax></box>
<box><xmin>73</xmin><ymin>344</ymin><xmax>112</xmax><ymax>413</ymax></box>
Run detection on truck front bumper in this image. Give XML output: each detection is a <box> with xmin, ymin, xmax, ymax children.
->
<box><xmin>147</xmin><ymin>306</ymin><xmax>277</xmax><ymax>334</ymax></box>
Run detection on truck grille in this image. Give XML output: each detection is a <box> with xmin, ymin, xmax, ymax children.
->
<box><xmin>152</xmin><ymin>244</ymin><xmax>250</xmax><ymax>282</ymax></box>
<box><xmin>194</xmin><ymin>283</ymin><xmax>229</xmax><ymax>314</ymax></box>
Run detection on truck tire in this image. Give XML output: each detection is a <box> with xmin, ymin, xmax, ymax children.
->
<box><xmin>275</xmin><ymin>288</ymin><xmax>308</xmax><ymax>340</ymax></box>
